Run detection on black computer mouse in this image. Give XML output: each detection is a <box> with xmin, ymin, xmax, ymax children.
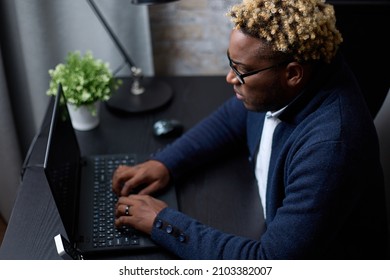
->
<box><xmin>153</xmin><ymin>119</ymin><xmax>183</xmax><ymax>138</ymax></box>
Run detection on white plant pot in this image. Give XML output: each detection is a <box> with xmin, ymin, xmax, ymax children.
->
<box><xmin>67</xmin><ymin>102</ymin><xmax>100</xmax><ymax>131</ymax></box>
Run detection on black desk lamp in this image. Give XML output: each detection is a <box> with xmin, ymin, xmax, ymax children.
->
<box><xmin>87</xmin><ymin>0</ymin><xmax>178</xmax><ymax>113</ymax></box>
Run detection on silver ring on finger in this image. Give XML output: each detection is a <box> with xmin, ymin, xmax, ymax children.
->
<box><xmin>125</xmin><ymin>205</ymin><xmax>130</xmax><ymax>216</ymax></box>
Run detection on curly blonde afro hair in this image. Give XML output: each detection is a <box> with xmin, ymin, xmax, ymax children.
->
<box><xmin>227</xmin><ymin>0</ymin><xmax>343</xmax><ymax>63</ymax></box>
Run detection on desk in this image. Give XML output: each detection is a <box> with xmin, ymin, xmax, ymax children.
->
<box><xmin>0</xmin><ymin>76</ymin><xmax>264</xmax><ymax>259</ymax></box>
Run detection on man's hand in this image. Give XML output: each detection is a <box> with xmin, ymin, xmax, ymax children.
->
<box><xmin>112</xmin><ymin>160</ymin><xmax>170</xmax><ymax>196</ymax></box>
<box><xmin>115</xmin><ymin>195</ymin><xmax>168</xmax><ymax>234</ymax></box>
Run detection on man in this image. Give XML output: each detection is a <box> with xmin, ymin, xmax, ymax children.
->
<box><xmin>112</xmin><ymin>0</ymin><xmax>388</xmax><ymax>259</ymax></box>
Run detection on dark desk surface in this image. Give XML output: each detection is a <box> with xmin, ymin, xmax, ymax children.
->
<box><xmin>0</xmin><ymin>76</ymin><xmax>264</xmax><ymax>260</ymax></box>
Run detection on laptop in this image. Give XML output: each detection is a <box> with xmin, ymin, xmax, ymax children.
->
<box><xmin>44</xmin><ymin>84</ymin><xmax>178</xmax><ymax>258</ymax></box>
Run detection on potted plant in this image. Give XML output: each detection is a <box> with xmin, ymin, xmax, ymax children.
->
<box><xmin>47</xmin><ymin>50</ymin><xmax>121</xmax><ymax>130</ymax></box>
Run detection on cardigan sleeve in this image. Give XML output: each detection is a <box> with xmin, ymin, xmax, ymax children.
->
<box><xmin>151</xmin><ymin>207</ymin><xmax>263</xmax><ymax>259</ymax></box>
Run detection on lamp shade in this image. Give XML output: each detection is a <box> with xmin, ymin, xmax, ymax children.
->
<box><xmin>131</xmin><ymin>0</ymin><xmax>178</xmax><ymax>4</ymax></box>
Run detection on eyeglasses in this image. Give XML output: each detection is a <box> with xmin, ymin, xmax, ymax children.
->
<box><xmin>227</xmin><ymin>51</ymin><xmax>287</xmax><ymax>84</ymax></box>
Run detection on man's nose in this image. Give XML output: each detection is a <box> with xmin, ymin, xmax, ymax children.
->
<box><xmin>226</xmin><ymin>69</ymin><xmax>239</xmax><ymax>85</ymax></box>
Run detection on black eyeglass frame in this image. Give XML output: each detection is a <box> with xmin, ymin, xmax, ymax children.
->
<box><xmin>227</xmin><ymin>51</ymin><xmax>289</xmax><ymax>84</ymax></box>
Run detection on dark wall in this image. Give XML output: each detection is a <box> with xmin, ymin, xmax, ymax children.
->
<box><xmin>329</xmin><ymin>1</ymin><xmax>390</xmax><ymax>117</ymax></box>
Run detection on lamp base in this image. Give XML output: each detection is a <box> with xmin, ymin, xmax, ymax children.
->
<box><xmin>105</xmin><ymin>77</ymin><xmax>173</xmax><ymax>113</ymax></box>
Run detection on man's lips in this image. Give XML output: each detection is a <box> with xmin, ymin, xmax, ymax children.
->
<box><xmin>234</xmin><ymin>89</ymin><xmax>244</xmax><ymax>100</ymax></box>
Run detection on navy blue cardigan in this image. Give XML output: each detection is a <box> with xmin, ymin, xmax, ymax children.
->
<box><xmin>151</xmin><ymin>54</ymin><xmax>388</xmax><ymax>259</ymax></box>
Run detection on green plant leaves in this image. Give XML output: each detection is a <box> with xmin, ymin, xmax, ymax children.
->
<box><xmin>47</xmin><ymin>50</ymin><xmax>122</xmax><ymax>108</ymax></box>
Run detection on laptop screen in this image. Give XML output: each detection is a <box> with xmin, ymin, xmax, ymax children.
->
<box><xmin>43</xmin><ymin>84</ymin><xmax>82</xmax><ymax>241</ymax></box>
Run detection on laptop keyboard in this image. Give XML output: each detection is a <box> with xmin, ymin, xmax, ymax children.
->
<box><xmin>92</xmin><ymin>154</ymin><xmax>142</xmax><ymax>248</ymax></box>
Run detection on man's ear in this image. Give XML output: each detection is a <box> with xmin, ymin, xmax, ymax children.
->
<box><xmin>284</xmin><ymin>62</ymin><xmax>305</xmax><ymax>87</ymax></box>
